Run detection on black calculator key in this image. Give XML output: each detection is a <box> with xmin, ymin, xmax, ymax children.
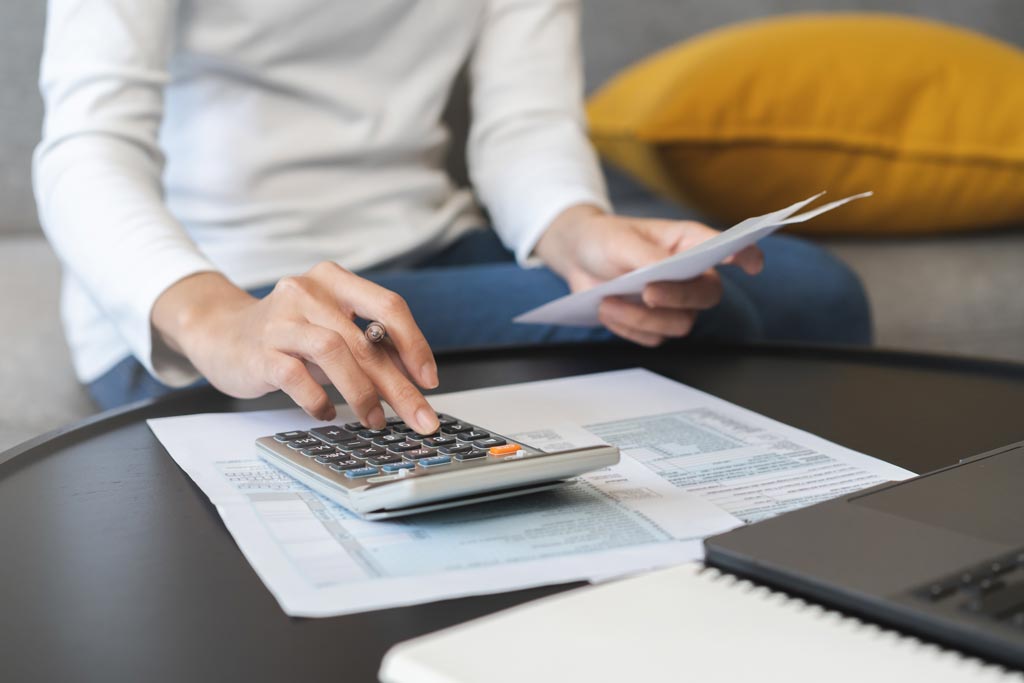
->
<box><xmin>475</xmin><ymin>437</ymin><xmax>507</xmax><ymax>449</ymax></box>
<box><xmin>335</xmin><ymin>438</ymin><xmax>367</xmax><ymax>451</ymax></box>
<box><xmin>441</xmin><ymin>423</ymin><xmax>472</xmax><ymax>434</ymax></box>
<box><xmin>386</xmin><ymin>417</ymin><xmax>405</xmax><ymax>426</ymax></box>
<box><xmin>386</xmin><ymin>441</ymin><xmax>422</xmax><ymax>453</ymax></box>
<box><xmin>366</xmin><ymin>454</ymin><xmax>404</xmax><ymax>466</ymax></box>
<box><xmin>287</xmin><ymin>437</ymin><xmax>321</xmax><ymax>449</ymax></box>
<box><xmin>310</xmin><ymin>426</ymin><xmax>352</xmax><ymax>443</ymax></box>
<box><xmin>457</xmin><ymin>430</ymin><xmax>490</xmax><ymax>442</ymax></box>
<box><xmin>405</xmin><ymin>431</ymin><xmax>439</xmax><ymax>441</ymax></box>
<box><xmin>329</xmin><ymin>459</ymin><xmax>365</xmax><ymax>472</ymax></box>
<box><xmin>424</xmin><ymin>436</ymin><xmax>457</xmax><ymax>447</ymax></box>
<box><xmin>455</xmin><ymin>449</ymin><xmax>488</xmax><ymax>461</ymax></box>
<box><xmin>358</xmin><ymin>429</ymin><xmax>391</xmax><ymax>439</ymax></box>
<box><xmin>402</xmin><ymin>448</ymin><xmax>437</xmax><ymax>460</ymax></box>
<box><xmin>350</xmin><ymin>446</ymin><xmax>387</xmax><ymax>460</ymax></box>
<box><xmin>300</xmin><ymin>444</ymin><xmax>337</xmax><ymax>457</ymax></box>
<box><xmin>274</xmin><ymin>430</ymin><xmax>308</xmax><ymax>442</ymax></box>
<box><xmin>314</xmin><ymin>454</ymin><xmax>347</xmax><ymax>465</ymax></box>
<box><xmin>438</xmin><ymin>444</ymin><xmax>473</xmax><ymax>455</ymax></box>
<box><xmin>372</xmin><ymin>434</ymin><xmax>405</xmax><ymax>446</ymax></box>
<box><xmin>391</xmin><ymin>424</ymin><xmax>415</xmax><ymax>433</ymax></box>
<box><xmin>343</xmin><ymin>421</ymin><xmax>365</xmax><ymax>432</ymax></box>
<box><xmin>437</xmin><ymin>414</ymin><xmax>457</xmax><ymax>426</ymax></box>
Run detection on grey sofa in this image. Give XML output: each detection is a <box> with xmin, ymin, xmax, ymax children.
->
<box><xmin>2</xmin><ymin>0</ymin><xmax>1022</xmax><ymax>452</ymax></box>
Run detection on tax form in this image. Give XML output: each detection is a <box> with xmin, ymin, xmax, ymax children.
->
<box><xmin>148</xmin><ymin>369</ymin><xmax>911</xmax><ymax>617</ymax></box>
<box><xmin>515</xmin><ymin>191</ymin><xmax>872</xmax><ymax>327</ymax></box>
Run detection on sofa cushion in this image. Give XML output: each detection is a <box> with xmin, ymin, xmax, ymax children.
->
<box><xmin>586</xmin><ymin>14</ymin><xmax>1024</xmax><ymax>236</ymax></box>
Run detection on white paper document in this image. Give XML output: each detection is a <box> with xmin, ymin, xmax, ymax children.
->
<box><xmin>148</xmin><ymin>368</ymin><xmax>911</xmax><ymax>617</ymax></box>
<box><xmin>515</xmin><ymin>191</ymin><xmax>872</xmax><ymax>326</ymax></box>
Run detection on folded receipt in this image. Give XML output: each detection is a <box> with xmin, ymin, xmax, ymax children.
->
<box><xmin>514</xmin><ymin>191</ymin><xmax>872</xmax><ymax>327</ymax></box>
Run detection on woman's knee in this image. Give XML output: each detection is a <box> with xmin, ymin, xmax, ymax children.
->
<box><xmin>747</xmin><ymin>236</ymin><xmax>873</xmax><ymax>345</ymax></box>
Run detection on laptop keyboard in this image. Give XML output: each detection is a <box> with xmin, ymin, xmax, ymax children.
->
<box><xmin>913</xmin><ymin>546</ymin><xmax>1024</xmax><ymax>630</ymax></box>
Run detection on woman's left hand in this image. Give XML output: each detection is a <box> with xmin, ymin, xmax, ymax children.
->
<box><xmin>534</xmin><ymin>205</ymin><xmax>765</xmax><ymax>347</ymax></box>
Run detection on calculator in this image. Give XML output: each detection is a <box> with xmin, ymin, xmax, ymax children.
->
<box><xmin>256</xmin><ymin>414</ymin><xmax>619</xmax><ymax>520</ymax></box>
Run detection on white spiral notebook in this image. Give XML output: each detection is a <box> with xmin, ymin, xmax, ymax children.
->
<box><xmin>380</xmin><ymin>563</ymin><xmax>1023</xmax><ymax>683</ymax></box>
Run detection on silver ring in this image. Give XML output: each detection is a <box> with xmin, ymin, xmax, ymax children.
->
<box><xmin>364</xmin><ymin>321</ymin><xmax>387</xmax><ymax>344</ymax></box>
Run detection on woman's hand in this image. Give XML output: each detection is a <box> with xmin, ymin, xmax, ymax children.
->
<box><xmin>535</xmin><ymin>205</ymin><xmax>765</xmax><ymax>347</ymax></box>
<box><xmin>152</xmin><ymin>262</ymin><xmax>440</xmax><ymax>432</ymax></box>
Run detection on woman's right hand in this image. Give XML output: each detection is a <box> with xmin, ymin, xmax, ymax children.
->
<box><xmin>152</xmin><ymin>262</ymin><xmax>440</xmax><ymax>433</ymax></box>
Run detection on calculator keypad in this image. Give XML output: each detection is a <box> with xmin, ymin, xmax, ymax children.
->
<box><xmin>269</xmin><ymin>414</ymin><xmax>538</xmax><ymax>489</ymax></box>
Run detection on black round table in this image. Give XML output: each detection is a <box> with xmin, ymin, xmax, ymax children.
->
<box><xmin>3</xmin><ymin>344</ymin><xmax>1024</xmax><ymax>682</ymax></box>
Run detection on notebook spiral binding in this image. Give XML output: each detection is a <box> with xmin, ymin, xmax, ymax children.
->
<box><xmin>697</xmin><ymin>565</ymin><xmax>1023</xmax><ymax>680</ymax></box>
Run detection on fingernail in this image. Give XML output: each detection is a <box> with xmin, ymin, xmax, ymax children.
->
<box><xmin>421</xmin><ymin>362</ymin><xmax>439</xmax><ymax>389</ymax></box>
<box><xmin>366</xmin><ymin>405</ymin><xmax>386</xmax><ymax>429</ymax></box>
<box><xmin>415</xmin><ymin>407</ymin><xmax>438</xmax><ymax>434</ymax></box>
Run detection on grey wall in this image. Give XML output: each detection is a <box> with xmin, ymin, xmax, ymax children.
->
<box><xmin>2</xmin><ymin>0</ymin><xmax>1021</xmax><ymax>236</ymax></box>
<box><xmin>0</xmin><ymin>1</ymin><xmax>46</xmax><ymax>235</ymax></box>
<box><xmin>580</xmin><ymin>0</ymin><xmax>1024</xmax><ymax>91</ymax></box>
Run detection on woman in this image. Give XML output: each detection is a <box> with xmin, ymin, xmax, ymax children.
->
<box><xmin>34</xmin><ymin>0</ymin><xmax>869</xmax><ymax>434</ymax></box>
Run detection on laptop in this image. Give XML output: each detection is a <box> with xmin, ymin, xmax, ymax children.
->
<box><xmin>705</xmin><ymin>439</ymin><xmax>1024</xmax><ymax>670</ymax></box>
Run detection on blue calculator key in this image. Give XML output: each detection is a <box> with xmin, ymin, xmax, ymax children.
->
<box><xmin>381</xmin><ymin>462</ymin><xmax>416</xmax><ymax>473</ymax></box>
<box><xmin>418</xmin><ymin>455</ymin><xmax>452</xmax><ymax>469</ymax></box>
<box><xmin>345</xmin><ymin>466</ymin><xmax>379</xmax><ymax>479</ymax></box>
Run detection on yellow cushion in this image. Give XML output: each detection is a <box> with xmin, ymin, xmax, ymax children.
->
<box><xmin>587</xmin><ymin>14</ymin><xmax>1024</xmax><ymax>235</ymax></box>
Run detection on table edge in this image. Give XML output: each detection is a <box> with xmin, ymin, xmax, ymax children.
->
<box><xmin>3</xmin><ymin>342</ymin><xmax>1023</xmax><ymax>468</ymax></box>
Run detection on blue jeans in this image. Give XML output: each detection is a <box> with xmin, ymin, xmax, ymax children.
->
<box><xmin>88</xmin><ymin>229</ymin><xmax>871</xmax><ymax>410</ymax></box>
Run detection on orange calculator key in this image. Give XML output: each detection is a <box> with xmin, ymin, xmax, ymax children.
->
<box><xmin>488</xmin><ymin>444</ymin><xmax>520</xmax><ymax>456</ymax></box>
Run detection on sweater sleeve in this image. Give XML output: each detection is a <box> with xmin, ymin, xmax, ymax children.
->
<box><xmin>466</xmin><ymin>0</ymin><xmax>612</xmax><ymax>266</ymax></box>
<box><xmin>33</xmin><ymin>0</ymin><xmax>216</xmax><ymax>386</ymax></box>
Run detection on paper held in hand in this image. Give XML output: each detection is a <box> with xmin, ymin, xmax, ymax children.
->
<box><xmin>514</xmin><ymin>191</ymin><xmax>872</xmax><ymax>327</ymax></box>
